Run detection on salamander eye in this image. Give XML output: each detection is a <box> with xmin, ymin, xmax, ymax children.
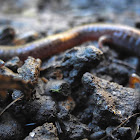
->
<box><xmin>0</xmin><ymin>27</ymin><xmax>15</xmax><ymax>45</ymax></box>
<box><xmin>129</xmin><ymin>73</ymin><xmax>140</xmax><ymax>89</ymax></box>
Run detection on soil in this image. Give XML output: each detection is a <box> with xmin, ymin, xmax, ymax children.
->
<box><xmin>0</xmin><ymin>0</ymin><xmax>140</xmax><ymax>140</ymax></box>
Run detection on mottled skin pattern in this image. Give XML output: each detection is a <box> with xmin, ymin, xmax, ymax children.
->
<box><xmin>0</xmin><ymin>24</ymin><xmax>140</xmax><ymax>61</ymax></box>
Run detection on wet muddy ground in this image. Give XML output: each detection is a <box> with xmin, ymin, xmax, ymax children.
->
<box><xmin>0</xmin><ymin>0</ymin><xmax>140</xmax><ymax>140</ymax></box>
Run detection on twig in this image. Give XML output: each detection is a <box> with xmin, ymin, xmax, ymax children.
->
<box><xmin>0</xmin><ymin>95</ymin><xmax>24</xmax><ymax>116</ymax></box>
<box><xmin>100</xmin><ymin>112</ymin><xmax>140</xmax><ymax>140</ymax></box>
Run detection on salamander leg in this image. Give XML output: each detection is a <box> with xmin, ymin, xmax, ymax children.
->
<box><xmin>129</xmin><ymin>73</ymin><xmax>140</xmax><ymax>89</ymax></box>
<box><xmin>98</xmin><ymin>35</ymin><xmax>113</xmax><ymax>48</ymax></box>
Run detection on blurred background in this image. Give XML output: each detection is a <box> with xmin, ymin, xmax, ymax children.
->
<box><xmin>0</xmin><ymin>0</ymin><xmax>139</xmax><ymax>35</ymax></box>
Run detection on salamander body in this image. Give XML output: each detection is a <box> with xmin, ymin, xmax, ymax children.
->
<box><xmin>0</xmin><ymin>24</ymin><xmax>140</xmax><ymax>60</ymax></box>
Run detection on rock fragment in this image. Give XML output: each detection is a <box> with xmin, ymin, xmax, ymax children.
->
<box><xmin>18</xmin><ymin>56</ymin><xmax>41</xmax><ymax>84</ymax></box>
<box><xmin>0</xmin><ymin>111</ymin><xmax>23</xmax><ymax>140</ymax></box>
<box><xmin>81</xmin><ymin>72</ymin><xmax>140</xmax><ymax>131</ymax></box>
<box><xmin>59</xmin><ymin>114</ymin><xmax>90</xmax><ymax>139</ymax></box>
<box><xmin>24</xmin><ymin>122</ymin><xmax>59</xmax><ymax>140</ymax></box>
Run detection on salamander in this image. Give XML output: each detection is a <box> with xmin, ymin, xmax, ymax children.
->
<box><xmin>0</xmin><ymin>23</ymin><xmax>140</xmax><ymax>61</ymax></box>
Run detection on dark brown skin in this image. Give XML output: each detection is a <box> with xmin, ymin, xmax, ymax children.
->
<box><xmin>0</xmin><ymin>23</ymin><xmax>140</xmax><ymax>61</ymax></box>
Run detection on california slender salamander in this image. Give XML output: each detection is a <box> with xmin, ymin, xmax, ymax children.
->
<box><xmin>0</xmin><ymin>23</ymin><xmax>140</xmax><ymax>61</ymax></box>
